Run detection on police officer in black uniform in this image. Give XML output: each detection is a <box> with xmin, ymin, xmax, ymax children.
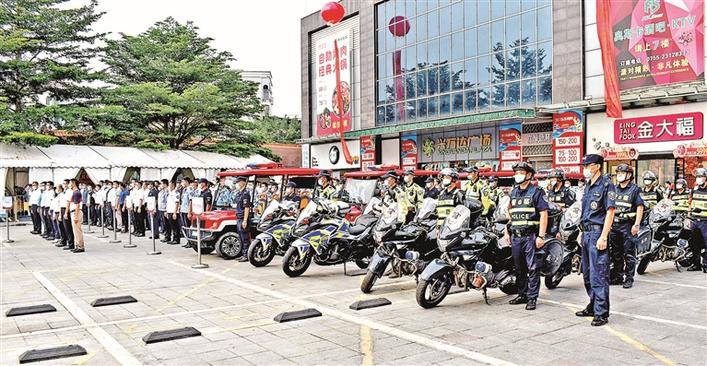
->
<box><xmin>639</xmin><ymin>171</ymin><xmax>663</xmax><ymax>222</ymax></box>
<box><xmin>576</xmin><ymin>154</ymin><xmax>616</xmax><ymax>326</ymax></box>
<box><xmin>435</xmin><ymin>168</ymin><xmax>464</xmax><ymax>227</ymax></box>
<box><xmin>505</xmin><ymin>162</ymin><xmax>549</xmax><ymax>311</ymax></box>
<box><xmin>283</xmin><ymin>181</ymin><xmax>301</xmax><ymax>206</ymax></box>
<box><xmin>670</xmin><ymin>178</ymin><xmax>691</xmax><ymax>212</ymax></box>
<box><xmin>314</xmin><ymin>171</ymin><xmax>336</xmax><ymax>200</ymax></box>
<box><xmin>424</xmin><ymin>176</ymin><xmax>439</xmax><ymax>199</ymax></box>
<box><xmin>608</xmin><ymin>164</ymin><xmax>645</xmax><ymax>289</ymax></box>
<box><xmin>688</xmin><ymin>168</ymin><xmax>707</xmax><ymax>273</ymax></box>
<box><xmin>547</xmin><ymin>169</ymin><xmax>576</xmax><ymax>211</ymax></box>
<box><xmin>233</xmin><ymin>176</ymin><xmax>252</xmax><ymax>262</ymax></box>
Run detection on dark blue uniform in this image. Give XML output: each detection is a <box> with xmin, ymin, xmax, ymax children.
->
<box><xmin>689</xmin><ymin>185</ymin><xmax>707</xmax><ymax>270</ymax></box>
<box><xmin>234</xmin><ymin>188</ymin><xmax>252</xmax><ymax>256</ymax></box>
<box><xmin>580</xmin><ymin>174</ymin><xmax>616</xmax><ymax>318</ymax></box>
<box><xmin>508</xmin><ymin>185</ymin><xmax>548</xmax><ymax>301</ymax></box>
<box><xmin>609</xmin><ymin>182</ymin><xmax>645</xmax><ymax>284</ymax></box>
<box><xmin>424</xmin><ymin>186</ymin><xmax>439</xmax><ymax>199</ymax></box>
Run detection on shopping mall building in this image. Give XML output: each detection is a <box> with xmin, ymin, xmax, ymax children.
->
<box><xmin>300</xmin><ymin>0</ymin><xmax>706</xmax><ymax>185</ymax></box>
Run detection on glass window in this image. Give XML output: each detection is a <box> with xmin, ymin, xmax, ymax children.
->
<box><xmin>521</xmin><ymin>44</ymin><xmax>536</xmax><ymax>78</ymax></box>
<box><xmin>418</xmin><ymin>0</ymin><xmax>428</xmax><ymax>14</ymax></box>
<box><xmin>405</xmin><ymin>45</ymin><xmax>417</xmax><ymax>71</ymax></box>
<box><xmin>405</xmin><ymin>73</ymin><xmax>416</xmax><ymax>99</ymax></box>
<box><xmin>385</xmin><ymin>27</ymin><xmax>395</xmax><ymax>52</ymax></box>
<box><xmin>384</xmin><ymin>77</ymin><xmax>395</xmax><ymax>102</ymax></box>
<box><xmin>506</xmin><ymin>0</ymin><xmax>520</xmax><ymax>15</ymax></box>
<box><xmin>464</xmin><ymin>28</ymin><xmax>477</xmax><ymax>58</ymax></box>
<box><xmin>439</xmin><ymin>6</ymin><xmax>451</xmax><ymax>35</ymax></box>
<box><xmin>439</xmin><ymin>64</ymin><xmax>451</xmax><ymax>93</ymax></box>
<box><xmin>452</xmin><ymin>61</ymin><xmax>464</xmax><ymax>90</ymax></box>
<box><xmin>395</xmin><ymin>102</ymin><xmax>405</xmax><ymax>123</ymax></box>
<box><xmin>506</xmin><ymin>15</ymin><xmax>521</xmax><ymax>47</ymax></box>
<box><xmin>417</xmin><ymin>14</ymin><xmax>427</xmax><ymax>42</ymax></box>
<box><xmin>385</xmin><ymin>104</ymin><xmax>395</xmax><ymax>124</ymax></box>
<box><xmin>406</xmin><ymin>100</ymin><xmax>417</xmax><ymax>121</ymax></box>
<box><xmin>464</xmin><ymin>89</ymin><xmax>477</xmax><ymax>112</ymax></box>
<box><xmin>428</xmin><ymin>10</ymin><xmax>439</xmax><ymax>38</ymax></box>
<box><xmin>440</xmin><ymin>94</ymin><xmax>451</xmax><ymax>115</ymax></box>
<box><xmin>428</xmin><ymin>96</ymin><xmax>439</xmax><ymax>117</ymax></box>
<box><xmin>451</xmin><ymin>32</ymin><xmax>464</xmax><ymax>61</ymax></box>
<box><xmin>417</xmin><ymin>98</ymin><xmax>428</xmax><ymax>119</ymax></box>
<box><xmin>538</xmin><ymin>76</ymin><xmax>552</xmax><ymax>104</ymax></box>
<box><xmin>491</xmin><ymin>20</ymin><xmax>504</xmax><ymax>50</ymax></box>
<box><xmin>464</xmin><ymin>58</ymin><xmax>477</xmax><ymax>87</ymax></box>
<box><xmin>439</xmin><ymin>35</ymin><xmax>451</xmax><ymax>65</ymax></box>
<box><xmin>506</xmin><ymin>48</ymin><xmax>520</xmax><ymax>81</ymax></box>
<box><xmin>538</xmin><ymin>41</ymin><xmax>552</xmax><ymax>75</ymax></box>
<box><xmin>417</xmin><ymin>71</ymin><xmax>428</xmax><ymax>96</ymax></box>
<box><xmin>506</xmin><ymin>82</ymin><xmax>520</xmax><ymax>107</ymax></box>
<box><xmin>491</xmin><ymin>52</ymin><xmax>505</xmax><ymax>83</ymax></box>
<box><xmin>478</xmin><ymin>87</ymin><xmax>490</xmax><ymax>110</ymax></box>
<box><xmin>395</xmin><ymin>0</ymin><xmax>405</xmax><ymax>18</ymax></box>
<box><xmin>396</xmin><ymin>26</ymin><xmax>406</xmax><ymax>49</ymax></box>
<box><xmin>377</xmin><ymin>4</ymin><xmax>386</xmax><ymax>29</ymax></box>
<box><xmin>405</xmin><ymin>17</ymin><xmax>416</xmax><ymax>46</ymax></box>
<box><xmin>405</xmin><ymin>0</ymin><xmax>415</xmax><ymax>19</ymax></box>
<box><xmin>478</xmin><ymin>0</ymin><xmax>490</xmax><ymax>23</ymax></box>
<box><xmin>491</xmin><ymin>0</ymin><xmax>504</xmax><ymax>18</ymax></box>
<box><xmin>477</xmin><ymin>24</ymin><xmax>490</xmax><ymax>55</ymax></box>
<box><xmin>385</xmin><ymin>1</ymin><xmax>395</xmax><ymax>28</ymax></box>
<box><xmin>376</xmin><ymin>106</ymin><xmax>385</xmax><ymax>125</ymax></box>
<box><xmin>538</xmin><ymin>0</ymin><xmax>551</xmax><ymax>6</ymax></box>
<box><xmin>521</xmin><ymin>10</ymin><xmax>536</xmax><ymax>44</ymax></box>
<box><xmin>377</xmin><ymin>29</ymin><xmax>386</xmax><ymax>55</ymax></box>
<box><xmin>521</xmin><ymin>0</ymin><xmax>536</xmax><ymax>11</ymax></box>
<box><xmin>428</xmin><ymin>38</ymin><xmax>439</xmax><ymax>64</ymax></box>
<box><xmin>451</xmin><ymin>1</ymin><xmax>464</xmax><ymax>31</ymax></box>
<box><xmin>417</xmin><ymin>43</ymin><xmax>428</xmax><ymax>69</ymax></box>
<box><xmin>521</xmin><ymin>79</ymin><xmax>536</xmax><ymax>106</ymax></box>
<box><xmin>428</xmin><ymin>67</ymin><xmax>439</xmax><ymax>94</ymax></box>
<box><xmin>492</xmin><ymin>84</ymin><xmax>505</xmax><ymax>108</ymax></box>
<box><xmin>452</xmin><ymin>92</ymin><xmax>464</xmax><ymax>113</ymax></box>
<box><xmin>464</xmin><ymin>0</ymin><xmax>477</xmax><ymax>28</ymax></box>
<box><xmin>377</xmin><ymin>80</ymin><xmax>386</xmax><ymax>104</ymax></box>
<box><xmin>538</xmin><ymin>6</ymin><xmax>552</xmax><ymax>41</ymax></box>
<box><xmin>477</xmin><ymin>55</ymin><xmax>490</xmax><ymax>85</ymax></box>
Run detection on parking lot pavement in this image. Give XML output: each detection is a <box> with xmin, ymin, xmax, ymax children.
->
<box><xmin>1</xmin><ymin>226</ymin><xmax>705</xmax><ymax>366</ymax></box>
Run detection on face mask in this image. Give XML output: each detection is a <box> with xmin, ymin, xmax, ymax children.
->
<box><xmin>513</xmin><ymin>174</ymin><xmax>526</xmax><ymax>184</ymax></box>
<box><xmin>643</xmin><ymin>179</ymin><xmax>652</xmax><ymax>186</ymax></box>
<box><xmin>426</xmin><ymin>183</ymin><xmax>433</xmax><ymax>188</ymax></box>
<box><xmin>442</xmin><ymin>178</ymin><xmax>452</xmax><ymax>187</ymax></box>
<box><xmin>269</xmin><ymin>187</ymin><xmax>277</xmax><ymax>193</ymax></box>
<box><xmin>318</xmin><ymin>179</ymin><xmax>325</xmax><ymax>186</ymax></box>
<box><xmin>676</xmin><ymin>184</ymin><xmax>683</xmax><ymax>190</ymax></box>
<box><xmin>549</xmin><ymin>179</ymin><xmax>557</xmax><ymax>187</ymax></box>
<box><xmin>697</xmin><ymin>177</ymin><xmax>706</xmax><ymax>186</ymax></box>
<box><xmin>490</xmin><ymin>182</ymin><xmax>497</xmax><ymax>188</ymax></box>
<box><xmin>564</xmin><ymin>181</ymin><xmax>571</xmax><ymax>188</ymax></box>
<box><xmin>405</xmin><ymin>176</ymin><xmax>412</xmax><ymax>184</ymax></box>
<box><xmin>583</xmin><ymin>168</ymin><xmax>593</xmax><ymax>180</ymax></box>
<box><xmin>616</xmin><ymin>174</ymin><xmax>626</xmax><ymax>183</ymax></box>
<box><xmin>383</xmin><ymin>181</ymin><xmax>390</xmax><ymax>187</ymax></box>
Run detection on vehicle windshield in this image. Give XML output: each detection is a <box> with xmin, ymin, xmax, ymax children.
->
<box><xmin>261</xmin><ymin>200</ymin><xmax>280</xmax><ymax>219</ymax></box>
<box><xmin>560</xmin><ymin>201</ymin><xmax>582</xmax><ymax>229</ymax></box>
<box><xmin>376</xmin><ymin>203</ymin><xmax>399</xmax><ymax>230</ymax></box>
<box><xmin>363</xmin><ymin>197</ymin><xmax>382</xmax><ymax>215</ymax></box>
<box><xmin>296</xmin><ymin>201</ymin><xmax>317</xmax><ymax>226</ymax></box>
<box><xmin>441</xmin><ymin>205</ymin><xmax>471</xmax><ymax>237</ymax></box>
<box><xmin>346</xmin><ymin>178</ymin><xmax>377</xmax><ymax>203</ymax></box>
<box><xmin>415</xmin><ymin>198</ymin><xmax>437</xmax><ymax>221</ymax></box>
<box><xmin>214</xmin><ymin>178</ymin><xmax>237</xmax><ymax>209</ymax></box>
<box><xmin>650</xmin><ymin>199</ymin><xmax>674</xmax><ymax>223</ymax></box>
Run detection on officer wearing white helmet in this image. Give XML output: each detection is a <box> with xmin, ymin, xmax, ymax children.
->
<box><xmin>435</xmin><ymin>168</ymin><xmax>464</xmax><ymax>227</ymax></box>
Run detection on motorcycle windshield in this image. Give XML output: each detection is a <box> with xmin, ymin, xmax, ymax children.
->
<box><xmin>441</xmin><ymin>205</ymin><xmax>471</xmax><ymax>238</ymax></box>
<box><xmin>363</xmin><ymin>197</ymin><xmax>382</xmax><ymax>216</ymax></box>
<box><xmin>296</xmin><ymin>201</ymin><xmax>317</xmax><ymax>226</ymax></box>
<box><xmin>650</xmin><ymin>199</ymin><xmax>674</xmax><ymax>224</ymax></box>
<box><xmin>376</xmin><ymin>203</ymin><xmax>399</xmax><ymax>231</ymax></box>
<box><xmin>414</xmin><ymin>198</ymin><xmax>437</xmax><ymax>221</ymax></box>
<box><xmin>261</xmin><ymin>200</ymin><xmax>280</xmax><ymax>220</ymax></box>
<box><xmin>495</xmin><ymin>195</ymin><xmax>511</xmax><ymax>220</ymax></box>
<box><xmin>560</xmin><ymin>201</ymin><xmax>582</xmax><ymax>230</ymax></box>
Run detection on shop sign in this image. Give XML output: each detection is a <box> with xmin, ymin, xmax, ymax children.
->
<box><xmin>601</xmin><ymin>147</ymin><xmax>640</xmax><ymax>161</ymax></box>
<box><xmin>499</xmin><ymin>122</ymin><xmax>522</xmax><ymax>171</ymax></box>
<box><xmin>610</xmin><ymin>0</ymin><xmax>704</xmax><ymax>90</ymax></box>
<box><xmin>552</xmin><ymin>110</ymin><xmax>584</xmax><ymax>174</ymax></box>
<box><xmin>614</xmin><ymin>112</ymin><xmax>704</xmax><ymax>144</ymax></box>
<box><xmin>673</xmin><ymin>141</ymin><xmax>707</xmax><ymax>158</ymax></box>
<box><xmin>360</xmin><ymin>136</ymin><xmax>376</xmax><ymax>170</ymax></box>
<box><xmin>310</xmin><ymin>140</ymin><xmax>360</xmax><ymax>170</ymax></box>
<box><xmin>521</xmin><ymin>131</ymin><xmax>552</xmax><ymax>146</ymax></box>
<box><xmin>400</xmin><ymin>132</ymin><xmax>418</xmax><ymax>169</ymax></box>
<box><xmin>315</xmin><ymin>29</ymin><xmax>352</xmax><ymax>137</ymax></box>
<box><xmin>301</xmin><ymin>144</ymin><xmax>310</xmax><ymax>168</ymax></box>
<box><xmin>419</xmin><ymin>127</ymin><xmax>497</xmax><ymax>164</ymax></box>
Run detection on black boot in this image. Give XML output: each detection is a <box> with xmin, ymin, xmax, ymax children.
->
<box><xmin>525</xmin><ymin>299</ymin><xmax>537</xmax><ymax>310</ymax></box>
<box><xmin>686</xmin><ymin>264</ymin><xmax>702</xmax><ymax>271</ymax></box>
<box><xmin>508</xmin><ymin>295</ymin><xmax>528</xmax><ymax>305</ymax></box>
<box><xmin>591</xmin><ymin>316</ymin><xmax>608</xmax><ymax>326</ymax></box>
<box><xmin>575</xmin><ymin>305</ymin><xmax>595</xmax><ymax>317</ymax></box>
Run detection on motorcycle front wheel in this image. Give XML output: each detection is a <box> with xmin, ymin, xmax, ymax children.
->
<box><xmin>544</xmin><ymin>272</ymin><xmax>565</xmax><ymax>289</ymax></box>
<box><xmin>637</xmin><ymin>254</ymin><xmax>652</xmax><ymax>275</ymax></box>
<box><xmin>247</xmin><ymin>239</ymin><xmax>275</xmax><ymax>267</ymax></box>
<box><xmin>360</xmin><ymin>271</ymin><xmax>379</xmax><ymax>294</ymax></box>
<box><xmin>415</xmin><ymin>271</ymin><xmax>452</xmax><ymax>309</ymax></box>
<box><xmin>282</xmin><ymin>246</ymin><xmax>312</xmax><ymax>277</ymax></box>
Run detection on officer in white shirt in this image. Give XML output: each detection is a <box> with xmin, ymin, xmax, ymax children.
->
<box><xmin>61</xmin><ymin>179</ymin><xmax>75</xmax><ymax>249</ymax></box>
<box><xmin>131</xmin><ymin>181</ymin><xmax>145</xmax><ymax>236</ymax></box>
<box><xmin>107</xmin><ymin>182</ymin><xmax>117</xmax><ymax>230</ymax></box>
<box><xmin>166</xmin><ymin>181</ymin><xmax>181</xmax><ymax>244</ymax></box>
<box><xmin>41</xmin><ymin>181</ymin><xmax>54</xmax><ymax>238</ymax></box>
<box><xmin>28</xmin><ymin>182</ymin><xmax>42</xmax><ymax>234</ymax></box>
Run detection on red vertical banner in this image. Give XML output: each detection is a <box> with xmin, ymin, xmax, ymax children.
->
<box><xmin>360</xmin><ymin>136</ymin><xmax>376</xmax><ymax>171</ymax></box>
<box><xmin>596</xmin><ymin>0</ymin><xmax>623</xmax><ymax>118</ymax></box>
<box><xmin>498</xmin><ymin>122</ymin><xmax>523</xmax><ymax>172</ymax></box>
<box><xmin>392</xmin><ymin>50</ymin><xmax>404</xmax><ymax>122</ymax></box>
<box><xmin>552</xmin><ymin>110</ymin><xmax>585</xmax><ymax>174</ymax></box>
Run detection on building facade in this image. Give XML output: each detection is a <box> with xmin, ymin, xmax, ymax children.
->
<box><xmin>301</xmin><ymin>0</ymin><xmax>705</xmax><ymax>183</ymax></box>
<box><xmin>241</xmin><ymin>70</ymin><xmax>274</xmax><ymax>116</ymax></box>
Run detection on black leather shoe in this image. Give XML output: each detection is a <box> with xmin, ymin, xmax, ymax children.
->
<box><xmin>686</xmin><ymin>264</ymin><xmax>702</xmax><ymax>271</ymax></box>
<box><xmin>160</xmin><ymin>238</ymin><xmax>169</xmax><ymax>242</ymax></box>
<box><xmin>575</xmin><ymin>306</ymin><xmax>594</xmax><ymax>317</ymax></box>
<box><xmin>508</xmin><ymin>296</ymin><xmax>528</xmax><ymax>305</ymax></box>
<box><xmin>609</xmin><ymin>278</ymin><xmax>624</xmax><ymax>286</ymax></box>
<box><xmin>236</xmin><ymin>257</ymin><xmax>248</xmax><ymax>262</ymax></box>
<box><xmin>71</xmin><ymin>248</ymin><xmax>85</xmax><ymax>253</ymax></box>
<box><xmin>63</xmin><ymin>246</ymin><xmax>75</xmax><ymax>250</ymax></box>
<box><xmin>622</xmin><ymin>280</ymin><xmax>633</xmax><ymax>289</ymax></box>
<box><xmin>55</xmin><ymin>243</ymin><xmax>66</xmax><ymax>247</ymax></box>
<box><xmin>525</xmin><ymin>299</ymin><xmax>537</xmax><ymax>310</ymax></box>
<box><xmin>181</xmin><ymin>244</ymin><xmax>191</xmax><ymax>248</ymax></box>
<box><xmin>591</xmin><ymin>316</ymin><xmax>609</xmax><ymax>326</ymax></box>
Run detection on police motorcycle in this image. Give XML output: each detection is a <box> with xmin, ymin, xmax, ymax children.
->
<box><xmin>361</xmin><ymin>198</ymin><xmax>440</xmax><ymax>293</ymax></box>
<box><xmin>247</xmin><ymin>200</ymin><xmax>300</xmax><ymax>267</ymax></box>
<box><xmin>544</xmin><ymin>201</ymin><xmax>583</xmax><ymax>289</ymax></box>
<box><xmin>636</xmin><ymin>199</ymin><xmax>694</xmax><ymax>274</ymax></box>
<box><xmin>415</xmin><ymin>199</ymin><xmax>518</xmax><ymax>309</ymax></box>
<box><xmin>281</xmin><ymin>197</ymin><xmax>379</xmax><ymax>277</ymax></box>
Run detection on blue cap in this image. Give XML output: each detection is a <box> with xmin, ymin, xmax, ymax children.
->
<box><xmin>286</xmin><ymin>181</ymin><xmax>297</xmax><ymax>188</ymax></box>
<box><xmin>582</xmin><ymin>154</ymin><xmax>604</xmax><ymax>166</ymax></box>
<box><xmin>425</xmin><ymin>176</ymin><xmax>434</xmax><ymax>183</ymax></box>
<box><xmin>235</xmin><ymin>176</ymin><xmax>247</xmax><ymax>182</ymax></box>
<box><xmin>381</xmin><ymin>170</ymin><xmax>398</xmax><ymax>179</ymax></box>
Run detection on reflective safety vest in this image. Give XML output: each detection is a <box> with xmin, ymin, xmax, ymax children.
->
<box><xmin>690</xmin><ymin>187</ymin><xmax>707</xmax><ymax>219</ymax></box>
<box><xmin>547</xmin><ymin>187</ymin><xmax>572</xmax><ymax>209</ymax></box>
<box><xmin>314</xmin><ymin>185</ymin><xmax>336</xmax><ymax>200</ymax></box>
<box><xmin>614</xmin><ymin>185</ymin><xmax>640</xmax><ymax>222</ymax></box>
<box><xmin>464</xmin><ymin>179</ymin><xmax>485</xmax><ymax>201</ymax></box>
<box><xmin>639</xmin><ymin>188</ymin><xmax>661</xmax><ymax>209</ymax></box>
<box><xmin>404</xmin><ymin>182</ymin><xmax>424</xmax><ymax>209</ymax></box>
<box><xmin>509</xmin><ymin>185</ymin><xmax>540</xmax><ymax>230</ymax></box>
<box><xmin>436</xmin><ymin>188</ymin><xmax>463</xmax><ymax>226</ymax></box>
<box><xmin>671</xmin><ymin>190</ymin><xmax>691</xmax><ymax>211</ymax></box>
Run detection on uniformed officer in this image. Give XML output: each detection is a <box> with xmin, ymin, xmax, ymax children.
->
<box><xmin>481</xmin><ymin>176</ymin><xmax>504</xmax><ymax>217</ymax></box>
<box><xmin>402</xmin><ymin>169</ymin><xmax>424</xmax><ymax>210</ymax></box>
<box><xmin>313</xmin><ymin>171</ymin><xmax>336</xmax><ymax>200</ymax></box>
<box><xmin>505</xmin><ymin>162</ymin><xmax>548</xmax><ymax>311</ymax></box>
<box><xmin>547</xmin><ymin>169</ymin><xmax>576</xmax><ymax>211</ymax></box>
<box><xmin>463</xmin><ymin>166</ymin><xmax>486</xmax><ymax>202</ymax></box>
<box><xmin>435</xmin><ymin>168</ymin><xmax>464</xmax><ymax>227</ymax></box>
<box><xmin>381</xmin><ymin>170</ymin><xmax>405</xmax><ymax>207</ymax></box>
<box><xmin>576</xmin><ymin>154</ymin><xmax>616</xmax><ymax>327</ymax></box>
<box><xmin>608</xmin><ymin>164</ymin><xmax>645</xmax><ymax>289</ymax></box>
<box><xmin>424</xmin><ymin>176</ymin><xmax>439</xmax><ymax>199</ymax></box>
<box><xmin>688</xmin><ymin>168</ymin><xmax>707</xmax><ymax>273</ymax></box>
<box><xmin>234</xmin><ymin>176</ymin><xmax>252</xmax><ymax>262</ymax></box>
<box><xmin>670</xmin><ymin>178</ymin><xmax>690</xmax><ymax>212</ymax></box>
<box><xmin>283</xmin><ymin>182</ymin><xmax>301</xmax><ymax>206</ymax></box>
<box><xmin>639</xmin><ymin>171</ymin><xmax>663</xmax><ymax>221</ymax></box>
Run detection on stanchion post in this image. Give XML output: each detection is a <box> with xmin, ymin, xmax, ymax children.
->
<box><xmin>97</xmin><ymin>204</ymin><xmax>108</xmax><ymax>238</ymax></box>
<box><xmin>191</xmin><ymin>196</ymin><xmax>208</xmax><ymax>269</ymax></box>
<box><xmin>147</xmin><ymin>195</ymin><xmax>160</xmax><ymax>255</ymax></box>
<box><xmin>123</xmin><ymin>196</ymin><xmax>136</xmax><ymax>248</ymax></box>
<box><xmin>2</xmin><ymin>197</ymin><xmax>14</xmax><ymax>244</ymax></box>
<box><xmin>109</xmin><ymin>206</ymin><xmax>121</xmax><ymax>243</ymax></box>
<box><xmin>85</xmin><ymin>198</ymin><xmax>94</xmax><ymax>234</ymax></box>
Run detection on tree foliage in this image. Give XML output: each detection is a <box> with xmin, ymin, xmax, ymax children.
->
<box><xmin>253</xmin><ymin>115</ymin><xmax>301</xmax><ymax>144</ymax></box>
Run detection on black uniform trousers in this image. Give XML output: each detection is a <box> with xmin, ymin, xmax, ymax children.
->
<box><xmin>30</xmin><ymin>204</ymin><xmax>41</xmax><ymax>232</ymax></box>
<box><xmin>61</xmin><ymin>208</ymin><xmax>74</xmax><ymax>247</ymax></box>
<box><xmin>609</xmin><ymin>222</ymin><xmax>637</xmax><ymax>282</ymax></box>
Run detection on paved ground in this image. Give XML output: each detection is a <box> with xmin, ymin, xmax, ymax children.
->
<box><xmin>1</xmin><ymin>223</ymin><xmax>705</xmax><ymax>366</ymax></box>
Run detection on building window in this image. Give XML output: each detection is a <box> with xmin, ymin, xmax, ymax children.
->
<box><xmin>374</xmin><ymin>0</ymin><xmax>553</xmax><ymax>126</ymax></box>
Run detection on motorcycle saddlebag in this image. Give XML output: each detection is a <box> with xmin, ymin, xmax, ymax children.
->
<box><xmin>635</xmin><ymin>227</ymin><xmax>652</xmax><ymax>256</ymax></box>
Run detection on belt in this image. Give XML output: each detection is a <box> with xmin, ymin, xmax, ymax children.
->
<box><xmin>511</xmin><ymin>228</ymin><xmax>537</xmax><ymax>237</ymax></box>
<box><xmin>580</xmin><ymin>224</ymin><xmax>603</xmax><ymax>232</ymax></box>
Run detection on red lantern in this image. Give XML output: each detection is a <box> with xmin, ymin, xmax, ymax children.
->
<box><xmin>388</xmin><ymin>15</ymin><xmax>410</xmax><ymax>37</ymax></box>
<box><xmin>321</xmin><ymin>2</ymin><xmax>345</xmax><ymax>25</ymax></box>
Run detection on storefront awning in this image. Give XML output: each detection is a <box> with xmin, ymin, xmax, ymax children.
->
<box><xmin>38</xmin><ymin>145</ymin><xmax>111</xmax><ymax>168</ymax></box>
<box><xmin>91</xmin><ymin>146</ymin><xmax>160</xmax><ymax>168</ymax></box>
<box><xmin>344</xmin><ymin>109</ymin><xmax>536</xmax><ymax>138</ymax></box>
<box><xmin>0</xmin><ymin>144</ymin><xmax>53</xmax><ymax>168</ymax></box>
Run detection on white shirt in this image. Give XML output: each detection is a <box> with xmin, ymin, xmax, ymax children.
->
<box><xmin>166</xmin><ymin>190</ymin><xmax>179</xmax><ymax>214</ymax></box>
<box><xmin>29</xmin><ymin>189</ymin><xmax>42</xmax><ymax>205</ymax></box>
<box><xmin>64</xmin><ymin>188</ymin><xmax>74</xmax><ymax>209</ymax></box>
<box><xmin>41</xmin><ymin>190</ymin><xmax>53</xmax><ymax>207</ymax></box>
<box><xmin>131</xmin><ymin>188</ymin><xmax>144</xmax><ymax>204</ymax></box>
<box><xmin>107</xmin><ymin>188</ymin><xmax>116</xmax><ymax>205</ymax></box>
<box><xmin>51</xmin><ymin>194</ymin><xmax>61</xmax><ymax>212</ymax></box>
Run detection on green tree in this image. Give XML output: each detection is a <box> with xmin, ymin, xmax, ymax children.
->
<box><xmin>0</xmin><ymin>0</ymin><xmax>105</xmax><ymax>146</ymax></box>
<box><xmin>97</xmin><ymin>17</ymin><xmax>272</xmax><ymax>159</ymax></box>
<box><xmin>253</xmin><ymin>115</ymin><xmax>301</xmax><ymax>144</ymax></box>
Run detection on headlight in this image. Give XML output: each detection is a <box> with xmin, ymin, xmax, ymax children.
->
<box><xmin>438</xmin><ymin>238</ymin><xmax>449</xmax><ymax>252</ymax></box>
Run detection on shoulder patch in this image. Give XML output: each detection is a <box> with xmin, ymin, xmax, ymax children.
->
<box><xmin>608</xmin><ymin>191</ymin><xmax>616</xmax><ymax>200</ymax></box>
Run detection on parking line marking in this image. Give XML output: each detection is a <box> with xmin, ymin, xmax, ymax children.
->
<box><xmin>33</xmin><ymin>272</ymin><xmax>140</xmax><ymax>366</ymax></box>
<box><xmin>540</xmin><ymin>299</ymin><xmax>707</xmax><ymax>330</ymax></box>
<box><xmin>635</xmin><ymin>278</ymin><xmax>707</xmax><ymax>289</ymax></box>
<box><xmin>170</xmin><ymin>261</ymin><xmax>517</xmax><ymax>366</ymax></box>
<box><xmin>604</xmin><ymin>325</ymin><xmax>677</xmax><ymax>366</ymax></box>
<box><xmin>360</xmin><ymin>325</ymin><xmax>374</xmax><ymax>366</ymax></box>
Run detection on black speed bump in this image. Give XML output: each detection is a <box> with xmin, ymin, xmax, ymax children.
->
<box><xmin>273</xmin><ymin>308</ymin><xmax>322</xmax><ymax>323</ymax></box>
<box><xmin>349</xmin><ymin>298</ymin><xmax>391</xmax><ymax>310</ymax></box>
<box><xmin>142</xmin><ymin>327</ymin><xmax>201</xmax><ymax>344</ymax></box>
<box><xmin>19</xmin><ymin>344</ymin><xmax>87</xmax><ymax>364</ymax></box>
<box><xmin>6</xmin><ymin>304</ymin><xmax>56</xmax><ymax>317</ymax></box>
<box><xmin>90</xmin><ymin>295</ymin><xmax>137</xmax><ymax>307</ymax></box>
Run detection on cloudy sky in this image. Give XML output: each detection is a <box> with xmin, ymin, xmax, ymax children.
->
<box><xmin>72</xmin><ymin>0</ymin><xmax>327</xmax><ymax>118</ymax></box>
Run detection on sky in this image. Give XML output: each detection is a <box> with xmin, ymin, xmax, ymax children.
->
<box><xmin>70</xmin><ymin>0</ymin><xmax>327</xmax><ymax>118</ymax></box>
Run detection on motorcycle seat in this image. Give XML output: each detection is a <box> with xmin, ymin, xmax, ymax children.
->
<box><xmin>349</xmin><ymin>224</ymin><xmax>367</xmax><ymax>235</ymax></box>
